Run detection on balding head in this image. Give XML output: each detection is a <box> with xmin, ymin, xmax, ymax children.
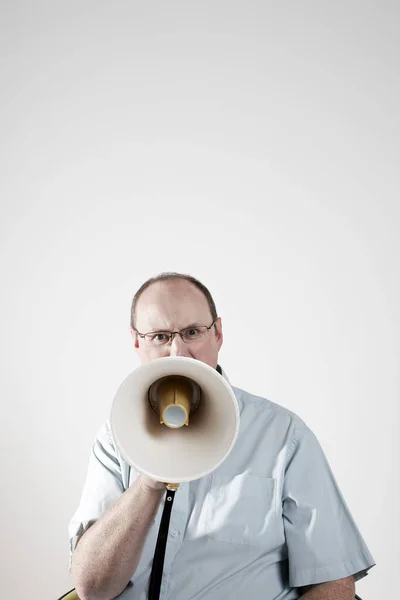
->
<box><xmin>131</xmin><ymin>275</ymin><xmax>223</xmax><ymax>368</ymax></box>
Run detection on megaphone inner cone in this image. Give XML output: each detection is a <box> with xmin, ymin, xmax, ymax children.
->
<box><xmin>148</xmin><ymin>376</ymin><xmax>201</xmax><ymax>429</ymax></box>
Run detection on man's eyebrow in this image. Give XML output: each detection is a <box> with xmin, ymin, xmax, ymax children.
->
<box><xmin>146</xmin><ymin>323</ymin><xmax>203</xmax><ymax>333</ymax></box>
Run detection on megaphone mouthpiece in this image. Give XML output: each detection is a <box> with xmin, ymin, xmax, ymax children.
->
<box><xmin>148</xmin><ymin>376</ymin><xmax>201</xmax><ymax>429</ymax></box>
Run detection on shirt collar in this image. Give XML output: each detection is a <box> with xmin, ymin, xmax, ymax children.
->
<box><xmin>217</xmin><ymin>363</ymin><xmax>230</xmax><ymax>383</ymax></box>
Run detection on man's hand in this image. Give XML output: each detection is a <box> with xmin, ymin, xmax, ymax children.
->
<box><xmin>139</xmin><ymin>474</ymin><xmax>166</xmax><ymax>492</ymax></box>
<box><xmin>300</xmin><ymin>576</ymin><xmax>355</xmax><ymax>599</ymax></box>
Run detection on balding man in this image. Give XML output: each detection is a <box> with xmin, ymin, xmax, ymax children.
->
<box><xmin>69</xmin><ymin>272</ymin><xmax>375</xmax><ymax>600</ymax></box>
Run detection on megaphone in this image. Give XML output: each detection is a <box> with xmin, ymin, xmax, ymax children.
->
<box><xmin>110</xmin><ymin>356</ymin><xmax>240</xmax><ymax>484</ymax></box>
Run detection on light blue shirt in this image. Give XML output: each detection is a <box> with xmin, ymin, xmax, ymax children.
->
<box><xmin>69</xmin><ymin>372</ymin><xmax>375</xmax><ymax>599</ymax></box>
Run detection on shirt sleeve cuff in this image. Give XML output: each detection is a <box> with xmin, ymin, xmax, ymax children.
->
<box><xmin>289</xmin><ymin>552</ymin><xmax>376</xmax><ymax>587</ymax></box>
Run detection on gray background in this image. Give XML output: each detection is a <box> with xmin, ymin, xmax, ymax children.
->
<box><xmin>1</xmin><ymin>2</ymin><xmax>398</xmax><ymax>598</ymax></box>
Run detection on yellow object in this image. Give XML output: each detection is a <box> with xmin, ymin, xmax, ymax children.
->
<box><xmin>158</xmin><ymin>377</ymin><xmax>192</xmax><ymax>427</ymax></box>
<box><xmin>57</xmin><ymin>589</ymin><xmax>80</xmax><ymax>600</ymax></box>
<box><xmin>166</xmin><ymin>482</ymin><xmax>180</xmax><ymax>491</ymax></box>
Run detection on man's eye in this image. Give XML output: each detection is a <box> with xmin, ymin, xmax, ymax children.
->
<box><xmin>150</xmin><ymin>333</ymin><xmax>168</xmax><ymax>343</ymax></box>
<box><xmin>185</xmin><ymin>328</ymin><xmax>199</xmax><ymax>338</ymax></box>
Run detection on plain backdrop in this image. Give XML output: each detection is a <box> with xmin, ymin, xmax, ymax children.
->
<box><xmin>0</xmin><ymin>2</ymin><xmax>398</xmax><ymax>599</ymax></box>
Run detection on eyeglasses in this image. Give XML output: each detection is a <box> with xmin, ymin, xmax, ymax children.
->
<box><xmin>135</xmin><ymin>321</ymin><xmax>217</xmax><ymax>347</ymax></box>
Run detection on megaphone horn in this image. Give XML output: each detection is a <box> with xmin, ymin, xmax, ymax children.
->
<box><xmin>110</xmin><ymin>356</ymin><xmax>240</xmax><ymax>484</ymax></box>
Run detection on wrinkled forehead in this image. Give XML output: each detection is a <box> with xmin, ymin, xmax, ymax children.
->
<box><xmin>135</xmin><ymin>280</ymin><xmax>212</xmax><ymax>331</ymax></box>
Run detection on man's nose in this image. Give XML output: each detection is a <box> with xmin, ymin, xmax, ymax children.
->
<box><xmin>169</xmin><ymin>334</ymin><xmax>191</xmax><ymax>357</ymax></box>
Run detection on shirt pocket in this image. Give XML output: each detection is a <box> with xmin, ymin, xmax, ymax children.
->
<box><xmin>204</xmin><ymin>472</ymin><xmax>279</xmax><ymax>547</ymax></box>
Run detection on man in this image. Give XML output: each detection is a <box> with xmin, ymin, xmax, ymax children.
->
<box><xmin>69</xmin><ymin>272</ymin><xmax>375</xmax><ymax>600</ymax></box>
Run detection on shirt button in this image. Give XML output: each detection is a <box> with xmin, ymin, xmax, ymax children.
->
<box><xmin>171</xmin><ymin>530</ymin><xmax>179</xmax><ymax>537</ymax></box>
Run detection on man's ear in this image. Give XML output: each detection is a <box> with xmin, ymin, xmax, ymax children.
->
<box><xmin>215</xmin><ymin>317</ymin><xmax>223</xmax><ymax>350</ymax></box>
<box><xmin>130</xmin><ymin>328</ymin><xmax>140</xmax><ymax>351</ymax></box>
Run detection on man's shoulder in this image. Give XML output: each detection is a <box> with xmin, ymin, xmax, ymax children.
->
<box><xmin>231</xmin><ymin>384</ymin><xmax>309</xmax><ymax>434</ymax></box>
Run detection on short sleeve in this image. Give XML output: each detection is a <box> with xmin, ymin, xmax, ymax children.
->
<box><xmin>282</xmin><ymin>422</ymin><xmax>375</xmax><ymax>587</ymax></box>
<box><xmin>68</xmin><ymin>421</ymin><xmax>137</xmax><ymax>570</ymax></box>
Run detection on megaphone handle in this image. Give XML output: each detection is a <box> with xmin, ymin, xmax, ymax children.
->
<box><xmin>148</xmin><ymin>487</ymin><xmax>177</xmax><ymax>600</ymax></box>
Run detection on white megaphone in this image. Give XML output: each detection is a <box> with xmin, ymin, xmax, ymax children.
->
<box><xmin>110</xmin><ymin>356</ymin><xmax>240</xmax><ymax>484</ymax></box>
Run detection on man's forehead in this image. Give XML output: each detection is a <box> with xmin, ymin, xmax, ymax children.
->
<box><xmin>135</xmin><ymin>280</ymin><xmax>211</xmax><ymax>329</ymax></box>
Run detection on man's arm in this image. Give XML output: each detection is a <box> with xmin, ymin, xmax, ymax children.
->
<box><xmin>299</xmin><ymin>576</ymin><xmax>355</xmax><ymax>599</ymax></box>
<box><xmin>71</xmin><ymin>475</ymin><xmax>166</xmax><ymax>600</ymax></box>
